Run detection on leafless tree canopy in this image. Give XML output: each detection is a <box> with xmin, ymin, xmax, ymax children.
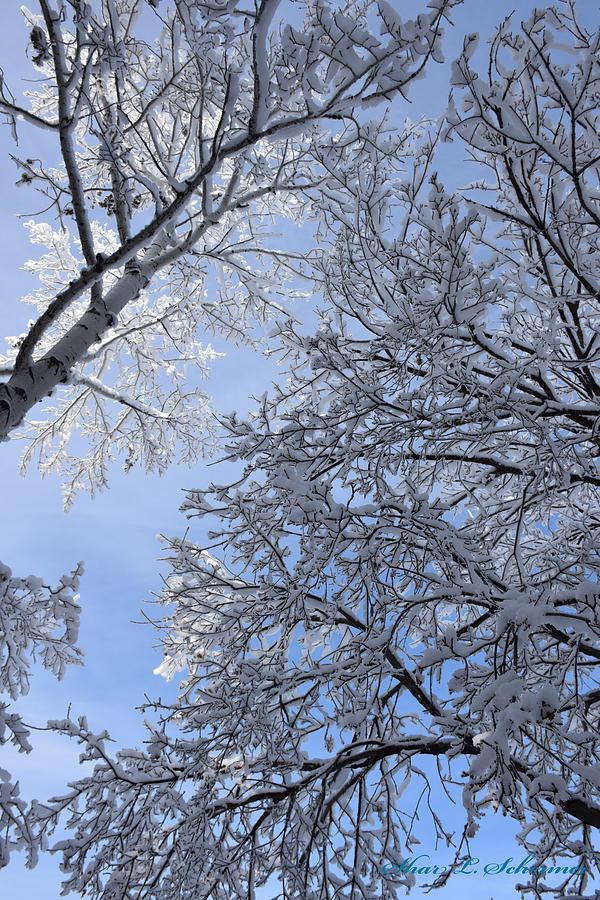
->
<box><xmin>3</xmin><ymin>2</ymin><xmax>600</xmax><ymax>899</ymax></box>
<box><xmin>0</xmin><ymin>0</ymin><xmax>451</xmax><ymax>500</ymax></box>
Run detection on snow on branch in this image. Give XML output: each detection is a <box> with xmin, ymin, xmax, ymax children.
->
<box><xmin>0</xmin><ymin>559</ymin><xmax>83</xmax><ymax>868</ymax></box>
<box><xmin>0</xmin><ymin>0</ymin><xmax>459</xmax><ymax>505</ymax></box>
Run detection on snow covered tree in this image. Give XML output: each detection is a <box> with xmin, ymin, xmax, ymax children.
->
<box><xmin>0</xmin><ymin>0</ymin><xmax>454</xmax><ymax>502</ymax></box>
<box><xmin>0</xmin><ymin>560</ymin><xmax>83</xmax><ymax>869</ymax></box>
<box><xmin>23</xmin><ymin>4</ymin><xmax>600</xmax><ymax>898</ymax></box>
<box><xmin>0</xmin><ymin>0</ymin><xmax>459</xmax><ymax>875</ymax></box>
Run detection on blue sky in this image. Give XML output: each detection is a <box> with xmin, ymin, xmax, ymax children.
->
<box><xmin>1</xmin><ymin>0</ymin><xmax>599</xmax><ymax>897</ymax></box>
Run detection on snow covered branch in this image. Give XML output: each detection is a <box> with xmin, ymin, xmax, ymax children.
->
<box><xmin>0</xmin><ymin>560</ymin><xmax>83</xmax><ymax>868</ymax></box>
<box><xmin>0</xmin><ymin>0</ymin><xmax>458</xmax><ymax>502</ymax></box>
